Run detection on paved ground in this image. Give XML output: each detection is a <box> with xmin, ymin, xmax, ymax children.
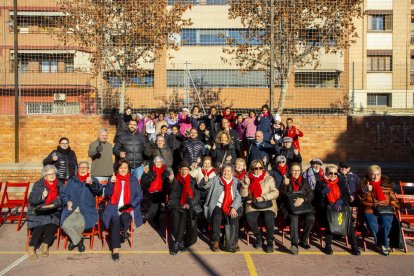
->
<box><xmin>0</xmin><ymin>221</ymin><xmax>413</xmax><ymax>276</ymax></box>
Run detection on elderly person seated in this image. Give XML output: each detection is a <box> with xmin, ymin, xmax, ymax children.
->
<box><xmin>103</xmin><ymin>159</ymin><xmax>143</xmax><ymax>261</ymax></box>
<box><xmin>240</xmin><ymin>160</ymin><xmax>279</xmax><ymax>253</ymax></box>
<box><xmin>168</xmin><ymin>161</ymin><xmax>200</xmax><ymax>255</ymax></box>
<box><xmin>358</xmin><ymin>165</ymin><xmax>399</xmax><ymax>256</ymax></box>
<box><xmin>338</xmin><ymin>161</ymin><xmax>360</xmax><ymax>206</ymax></box>
<box><xmin>140</xmin><ymin>157</ymin><xmax>171</xmax><ymax>227</ymax></box>
<box><xmin>60</xmin><ymin>161</ymin><xmax>102</xmax><ymax>252</ymax></box>
<box><xmin>204</xmin><ymin>165</ymin><xmax>242</xmax><ymax>252</ymax></box>
<box><xmin>270</xmin><ymin>155</ymin><xmax>289</xmax><ymax>189</ymax></box>
<box><xmin>27</xmin><ymin>165</ymin><xmax>63</xmax><ymax>260</ymax></box>
<box><xmin>280</xmin><ymin>163</ymin><xmax>315</xmax><ymax>255</ymax></box>
<box><xmin>234</xmin><ymin>158</ymin><xmax>247</xmax><ymax>182</ymax></box>
<box><xmin>316</xmin><ymin>164</ymin><xmax>360</xmax><ymax>256</ymax></box>
<box><xmin>302</xmin><ymin>158</ymin><xmax>325</xmax><ymax>190</ymax></box>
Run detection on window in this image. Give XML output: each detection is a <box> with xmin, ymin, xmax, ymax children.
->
<box><xmin>294</xmin><ymin>72</ymin><xmax>340</xmax><ymax>88</ymax></box>
<box><xmin>181</xmin><ymin>29</ymin><xmax>263</xmax><ymax>46</ymax></box>
<box><xmin>41</xmin><ymin>60</ymin><xmax>58</xmax><ymax>73</ymax></box>
<box><xmin>64</xmin><ymin>59</ymin><xmax>74</xmax><ymax>73</ymax></box>
<box><xmin>367</xmin><ymin>55</ymin><xmax>392</xmax><ymax>72</ymax></box>
<box><xmin>167</xmin><ymin>70</ymin><xmax>268</xmax><ymax>87</ymax></box>
<box><xmin>105</xmin><ymin>71</ymin><xmax>154</xmax><ymax>88</ymax></box>
<box><xmin>25</xmin><ymin>103</ymin><xmax>53</xmax><ymax>114</ymax></box>
<box><xmin>368</xmin><ymin>14</ymin><xmax>392</xmax><ymax>31</ymax></box>
<box><xmin>18</xmin><ymin>60</ymin><xmax>29</xmax><ymax>73</ymax></box>
<box><xmin>367</xmin><ymin>94</ymin><xmax>390</xmax><ymax>106</ymax></box>
<box><xmin>25</xmin><ymin>102</ymin><xmax>80</xmax><ymax>115</ymax></box>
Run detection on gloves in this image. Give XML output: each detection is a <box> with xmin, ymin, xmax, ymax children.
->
<box><xmin>333</xmin><ymin>199</ymin><xmax>344</xmax><ymax>211</ymax></box>
<box><xmin>96</xmin><ymin>143</ymin><xmax>103</xmax><ymax>153</ymax></box>
<box><xmin>321</xmin><ymin>187</ymin><xmax>330</xmax><ymax>196</ymax></box>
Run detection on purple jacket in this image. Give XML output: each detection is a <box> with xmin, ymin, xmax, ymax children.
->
<box><xmin>234</xmin><ymin>121</ymin><xmax>246</xmax><ymax>140</ymax></box>
<box><xmin>242</xmin><ymin>117</ymin><xmax>257</xmax><ymax>138</ymax></box>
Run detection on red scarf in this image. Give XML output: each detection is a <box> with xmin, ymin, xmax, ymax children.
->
<box><xmin>220</xmin><ymin>176</ymin><xmax>234</xmax><ymax>215</ymax></box>
<box><xmin>262</xmin><ymin>112</ymin><xmax>269</xmax><ymax>117</ymax></box>
<box><xmin>248</xmin><ymin>171</ymin><xmax>266</xmax><ymax>199</ymax></box>
<box><xmin>149</xmin><ymin>165</ymin><xmax>165</xmax><ymax>193</ymax></box>
<box><xmin>176</xmin><ymin>173</ymin><xmax>194</xmax><ymax>206</ymax></box>
<box><xmin>110</xmin><ymin>173</ymin><xmax>131</xmax><ymax>209</ymax></box>
<box><xmin>317</xmin><ymin>169</ymin><xmax>324</xmax><ymax>178</ymax></box>
<box><xmin>291</xmin><ymin>176</ymin><xmax>302</xmax><ymax>192</ymax></box>
<box><xmin>77</xmin><ymin>173</ymin><xmax>90</xmax><ymax>183</ymax></box>
<box><xmin>44</xmin><ymin>179</ymin><xmax>58</xmax><ymax>205</ymax></box>
<box><xmin>325</xmin><ymin>178</ymin><xmax>341</xmax><ymax>204</ymax></box>
<box><xmin>371</xmin><ymin>179</ymin><xmax>387</xmax><ymax>201</ymax></box>
<box><xmin>278</xmin><ymin>164</ymin><xmax>287</xmax><ymax>176</ymax></box>
<box><xmin>234</xmin><ymin>170</ymin><xmax>246</xmax><ymax>181</ymax></box>
<box><xmin>201</xmin><ymin>168</ymin><xmax>215</xmax><ymax>177</ymax></box>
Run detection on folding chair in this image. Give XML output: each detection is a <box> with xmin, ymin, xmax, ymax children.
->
<box><xmin>396</xmin><ymin>194</ymin><xmax>414</xmax><ymax>252</ymax></box>
<box><xmin>0</xmin><ymin>182</ymin><xmax>30</xmax><ymax>231</ymax></box>
<box><xmin>26</xmin><ymin>226</ymin><xmax>61</xmax><ymax>250</ymax></box>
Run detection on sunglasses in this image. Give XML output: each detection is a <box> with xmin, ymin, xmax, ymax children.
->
<box><xmin>328</xmin><ymin>172</ymin><xmax>338</xmax><ymax>176</ymax></box>
<box><xmin>254</xmin><ymin>167</ymin><xmax>263</xmax><ymax>170</ymax></box>
<box><xmin>277</xmin><ymin>161</ymin><xmax>286</xmax><ymax>164</ymax></box>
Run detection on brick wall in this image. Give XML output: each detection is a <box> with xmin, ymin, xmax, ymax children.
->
<box><xmin>0</xmin><ymin>114</ymin><xmax>413</xmax><ymax>183</ymax></box>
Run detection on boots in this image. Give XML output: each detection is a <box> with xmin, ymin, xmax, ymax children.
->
<box><xmin>28</xmin><ymin>246</ymin><xmax>37</xmax><ymax>260</ymax></box>
<box><xmin>253</xmin><ymin>235</ymin><xmax>262</xmax><ymax>249</ymax></box>
<box><xmin>212</xmin><ymin>241</ymin><xmax>220</xmax><ymax>252</ymax></box>
<box><xmin>41</xmin><ymin>243</ymin><xmax>49</xmax><ymax>257</ymax></box>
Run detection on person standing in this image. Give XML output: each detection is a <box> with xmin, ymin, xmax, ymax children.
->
<box><xmin>88</xmin><ymin>128</ymin><xmax>113</xmax><ymax>182</ymax></box>
<box><xmin>284</xmin><ymin>118</ymin><xmax>304</xmax><ymax>151</ymax></box>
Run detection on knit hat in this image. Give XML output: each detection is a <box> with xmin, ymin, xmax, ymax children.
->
<box><xmin>274</xmin><ymin>113</ymin><xmax>281</xmax><ymax>122</ymax></box>
<box><xmin>136</xmin><ymin>113</ymin><xmax>143</xmax><ymax>120</ymax></box>
<box><xmin>310</xmin><ymin>158</ymin><xmax>323</xmax><ymax>165</ymax></box>
<box><xmin>275</xmin><ymin>155</ymin><xmax>287</xmax><ymax>163</ymax></box>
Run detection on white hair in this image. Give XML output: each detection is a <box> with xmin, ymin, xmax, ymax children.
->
<box><xmin>42</xmin><ymin>165</ymin><xmax>57</xmax><ymax>177</ymax></box>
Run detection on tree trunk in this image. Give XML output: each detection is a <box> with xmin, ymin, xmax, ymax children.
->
<box><xmin>277</xmin><ymin>81</ymin><xmax>288</xmax><ymax>114</ymax></box>
<box><xmin>119</xmin><ymin>78</ymin><xmax>126</xmax><ymax>113</ymax></box>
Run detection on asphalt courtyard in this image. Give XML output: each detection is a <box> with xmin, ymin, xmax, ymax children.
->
<box><xmin>0</xmin><ymin>221</ymin><xmax>413</xmax><ymax>276</ymax></box>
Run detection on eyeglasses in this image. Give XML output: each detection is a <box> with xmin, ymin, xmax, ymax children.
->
<box><xmin>254</xmin><ymin>167</ymin><xmax>263</xmax><ymax>170</ymax></box>
<box><xmin>277</xmin><ymin>161</ymin><xmax>286</xmax><ymax>164</ymax></box>
<box><xmin>328</xmin><ymin>172</ymin><xmax>338</xmax><ymax>176</ymax></box>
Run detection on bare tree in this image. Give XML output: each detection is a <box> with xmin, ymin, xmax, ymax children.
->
<box><xmin>58</xmin><ymin>0</ymin><xmax>192</xmax><ymax>112</ymax></box>
<box><xmin>223</xmin><ymin>0</ymin><xmax>363</xmax><ymax>113</ymax></box>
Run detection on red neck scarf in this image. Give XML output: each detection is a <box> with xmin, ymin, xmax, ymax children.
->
<box><xmin>149</xmin><ymin>165</ymin><xmax>165</xmax><ymax>193</ymax></box>
<box><xmin>325</xmin><ymin>178</ymin><xmax>341</xmax><ymax>204</ymax></box>
<box><xmin>371</xmin><ymin>179</ymin><xmax>386</xmax><ymax>201</ymax></box>
<box><xmin>201</xmin><ymin>168</ymin><xmax>215</xmax><ymax>177</ymax></box>
<box><xmin>220</xmin><ymin>176</ymin><xmax>234</xmax><ymax>215</ymax></box>
<box><xmin>234</xmin><ymin>170</ymin><xmax>246</xmax><ymax>181</ymax></box>
<box><xmin>44</xmin><ymin>179</ymin><xmax>58</xmax><ymax>205</ymax></box>
<box><xmin>77</xmin><ymin>173</ymin><xmax>90</xmax><ymax>183</ymax></box>
<box><xmin>317</xmin><ymin>169</ymin><xmax>324</xmax><ymax>178</ymax></box>
<box><xmin>176</xmin><ymin>173</ymin><xmax>194</xmax><ymax>206</ymax></box>
<box><xmin>291</xmin><ymin>176</ymin><xmax>302</xmax><ymax>192</ymax></box>
<box><xmin>248</xmin><ymin>171</ymin><xmax>266</xmax><ymax>199</ymax></box>
<box><xmin>278</xmin><ymin>164</ymin><xmax>287</xmax><ymax>176</ymax></box>
<box><xmin>262</xmin><ymin>112</ymin><xmax>269</xmax><ymax>117</ymax></box>
<box><xmin>111</xmin><ymin>173</ymin><xmax>131</xmax><ymax>207</ymax></box>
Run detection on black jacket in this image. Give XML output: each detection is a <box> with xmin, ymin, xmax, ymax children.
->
<box><xmin>145</xmin><ymin>143</ymin><xmax>173</xmax><ymax>169</ymax></box>
<box><xmin>167</xmin><ymin>176</ymin><xmax>200</xmax><ymax>210</ymax></box>
<box><xmin>181</xmin><ymin>138</ymin><xmax>206</xmax><ymax>165</ymax></box>
<box><xmin>204</xmin><ymin>114</ymin><xmax>222</xmax><ymax>138</ymax></box>
<box><xmin>279</xmin><ymin>178</ymin><xmax>314</xmax><ymax>212</ymax></box>
<box><xmin>43</xmin><ymin>147</ymin><xmax>78</xmax><ymax>180</ymax></box>
<box><xmin>247</xmin><ymin>140</ymin><xmax>279</xmax><ymax>167</ymax></box>
<box><xmin>279</xmin><ymin>147</ymin><xmax>302</xmax><ymax>166</ymax></box>
<box><xmin>140</xmin><ymin>170</ymin><xmax>171</xmax><ymax>193</ymax></box>
<box><xmin>113</xmin><ymin>130</ymin><xmax>147</xmax><ymax>169</ymax></box>
<box><xmin>210</xmin><ymin>143</ymin><xmax>237</xmax><ymax>168</ymax></box>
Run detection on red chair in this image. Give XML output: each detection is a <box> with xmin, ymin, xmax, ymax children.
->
<box><xmin>26</xmin><ymin>226</ymin><xmax>61</xmax><ymax>250</ymax></box>
<box><xmin>399</xmin><ymin>182</ymin><xmax>414</xmax><ymax>197</ymax></box>
<box><xmin>396</xmin><ymin>194</ymin><xmax>414</xmax><ymax>252</ymax></box>
<box><xmin>0</xmin><ymin>182</ymin><xmax>30</xmax><ymax>231</ymax></box>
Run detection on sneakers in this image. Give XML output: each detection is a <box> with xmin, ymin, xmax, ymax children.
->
<box><xmin>380</xmin><ymin>246</ymin><xmax>389</xmax><ymax>256</ymax></box>
<box><xmin>253</xmin><ymin>236</ymin><xmax>262</xmax><ymax>249</ymax></box>
<box><xmin>290</xmin><ymin>245</ymin><xmax>299</xmax><ymax>255</ymax></box>
<box><xmin>27</xmin><ymin>246</ymin><xmax>37</xmax><ymax>260</ymax></box>
<box><xmin>40</xmin><ymin>243</ymin><xmax>49</xmax><ymax>257</ymax></box>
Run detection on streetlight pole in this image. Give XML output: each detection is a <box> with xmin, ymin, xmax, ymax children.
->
<box><xmin>13</xmin><ymin>0</ymin><xmax>19</xmax><ymax>163</ymax></box>
<box><xmin>269</xmin><ymin>0</ymin><xmax>275</xmax><ymax>114</ymax></box>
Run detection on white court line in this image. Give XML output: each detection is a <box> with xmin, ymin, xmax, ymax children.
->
<box><xmin>0</xmin><ymin>254</ymin><xmax>27</xmax><ymax>276</ymax></box>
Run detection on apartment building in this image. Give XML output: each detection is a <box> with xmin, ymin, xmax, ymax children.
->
<box><xmin>349</xmin><ymin>0</ymin><xmax>414</xmax><ymax>113</ymax></box>
<box><xmin>0</xmin><ymin>0</ymin><xmax>383</xmax><ymax>115</ymax></box>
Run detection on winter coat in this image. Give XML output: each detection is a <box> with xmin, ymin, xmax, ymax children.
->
<box><xmin>240</xmin><ymin>173</ymin><xmax>279</xmax><ymax>214</ymax></box>
<box><xmin>140</xmin><ymin>169</ymin><xmax>170</xmax><ymax>194</ymax></box>
<box><xmin>279</xmin><ymin>147</ymin><xmax>302</xmax><ymax>166</ymax></box>
<box><xmin>222</xmin><ymin>112</ymin><xmax>236</xmax><ymax>127</ymax></box>
<box><xmin>145</xmin><ymin>142</ymin><xmax>173</xmax><ymax>169</ymax></box>
<box><xmin>198</xmin><ymin>130</ymin><xmax>212</xmax><ymax>146</ymax></box>
<box><xmin>357</xmin><ymin>176</ymin><xmax>399</xmax><ymax>214</ymax></box>
<box><xmin>190</xmin><ymin>167</ymin><xmax>217</xmax><ymax>186</ymax></box>
<box><xmin>302</xmin><ymin>167</ymin><xmax>325</xmax><ymax>191</ymax></box>
<box><xmin>178</xmin><ymin>113</ymin><xmax>192</xmax><ymax>138</ymax></box>
<box><xmin>181</xmin><ymin>138</ymin><xmax>206</xmax><ymax>165</ymax></box>
<box><xmin>242</xmin><ymin>117</ymin><xmax>257</xmax><ymax>139</ymax></box>
<box><xmin>167</xmin><ymin>176</ymin><xmax>200</xmax><ymax>210</ymax></box>
<box><xmin>43</xmin><ymin>147</ymin><xmax>78</xmax><ymax>180</ymax></box>
<box><xmin>114</xmin><ymin>113</ymin><xmax>131</xmax><ymax>142</ymax></box>
<box><xmin>255</xmin><ymin>115</ymin><xmax>274</xmax><ymax>142</ymax></box>
<box><xmin>88</xmin><ymin>139</ymin><xmax>113</xmax><ymax>177</ymax></box>
<box><xmin>284</xmin><ymin>126</ymin><xmax>304</xmax><ymax>150</ymax></box>
<box><xmin>210</xmin><ymin>143</ymin><xmax>237</xmax><ymax>168</ymax></box>
<box><xmin>103</xmin><ymin>176</ymin><xmax>143</xmax><ymax>228</ymax></box>
<box><xmin>190</xmin><ymin>114</ymin><xmax>205</xmax><ymax>129</ymax></box>
<box><xmin>27</xmin><ymin>179</ymin><xmax>63</xmax><ymax>229</ymax></box>
<box><xmin>247</xmin><ymin>140</ymin><xmax>279</xmax><ymax>167</ymax></box>
<box><xmin>113</xmin><ymin>130</ymin><xmax>147</xmax><ymax>169</ymax></box>
<box><xmin>234</xmin><ymin>122</ymin><xmax>246</xmax><ymax>141</ymax></box>
<box><xmin>279</xmin><ymin>177</ymin><xmax>314</xmax><ymax>218</ymax></box>
<box><xmin>220</xmin><ymin>128</ymin><xmax>240</xmax><ymax>153</ymax></box>
<box><xmin>269</xmin><ymin>165</ymin><xmax>290</xmax><ymax>189</ymax></box>
<box><xmin>339</xmin><ymin>172</ymin><xmax>360</xmax><ymax>198</ymax></box>
<box><xmin>204</xmin><ymin>176</ymin><xmax>242</xmax><ymax>223</ymax></box>
<box><xmin>205</xmin><ymin>114</ymin><xmax>222</xmax><ymax>138</ymax></box>
<box><xmin>60</xmin><ymin>175</ymin><xmax>102</xmax><ymax>229</ymax></box>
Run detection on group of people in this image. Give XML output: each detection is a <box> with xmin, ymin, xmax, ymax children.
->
<box><xmin>26</xmin><ymin>105</ymin><xmax>400</xmax><ymax>261</ymax></box>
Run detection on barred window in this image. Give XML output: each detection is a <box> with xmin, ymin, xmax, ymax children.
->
<box><xmin>25</xmin><ymin>102</ymin><xmax>80</xmax><ymax>114</ymax></box>
<box><xmin>367</xmin><ymin>94</ymin><xmax>390</xmax><ymax>106</ymax></box>
<box><xmin>294</xmin><ymin>72</ymin><xmax>340</xmax><ymax>88</ymax></box>
<box><xmin>368</xmin><ymin>14</ymin><xmax>392</xmax><ymax>31</ymax></box>
<box><xmin>181</xmin><ymin>29</ymin><xmax>263</xmax><ymax>46</ymax></box>
<box><xmin>367</xmin><ymin>55</ymin><xmax>392</xmax><ymax>72</ymax></box>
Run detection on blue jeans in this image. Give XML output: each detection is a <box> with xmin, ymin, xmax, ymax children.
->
<box><xmin>131</xmin><ymin>165</ymin><xmax>144</xmax><ymax>181</ymax></box>
<box><xmin>363</xmin><ymin>213</ymin><xmax>393</xmax><ymax>248</ymax></box>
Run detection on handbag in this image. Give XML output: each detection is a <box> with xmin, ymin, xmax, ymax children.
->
<box><xmin>192</xmin><ymin>204</ymin><xmax>203</xmax><ymax>216</ymax></box>
<box><xmin>326</xmin><ymin>205</ymin><xmax>350</xmax><ymax>236</ymax></box>
<box><xmin>251</xmin><ymin>199</ymin><xmax>272</xmax><ymax>210</ymax></box>
<box><xmin>287</xmin><ymin>191</ymin><xmax>312</xmax><ymax>215</ymax></box>
<box><xmin>371</xmin><ymin>192</ymin><xmax>394</xmax><ymax>216</ymax></box>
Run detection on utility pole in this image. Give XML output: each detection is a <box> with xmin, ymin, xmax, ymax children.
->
<box><xmin>269</xmin><ymin>0</ymin><xmax>275</xmax><ymax>114</ymax></box>
<box><xmin>13</xmin><ymin>0</ymin><xmax>19</xmax><ymax>163</ymax></box>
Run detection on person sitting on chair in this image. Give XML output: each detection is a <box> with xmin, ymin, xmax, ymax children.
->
<box><xmin>102</xmin><ymin>159</ymin><xmax>143</xmax><ymax>261</ymax></box>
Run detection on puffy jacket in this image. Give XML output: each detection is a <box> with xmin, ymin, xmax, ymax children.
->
<box><xmin>43</xmin><ymin>147</ymin><xmax>78</xmax><ymax>180</ymax></box>
<box><xmin>181</xmin><ymin>138</ymin><xmax>206</xmax><ymax>165</ymax></box>
<box><xmin>113</xmin><ymin>130</ymin><xmax>147</xmax><ymax>169</ymax></box>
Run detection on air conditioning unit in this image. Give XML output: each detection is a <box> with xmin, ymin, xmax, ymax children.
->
<box><xmin>53</xmin><ymin>93</ymin><xmax>66</xmax><ymax>101</ymax></box>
